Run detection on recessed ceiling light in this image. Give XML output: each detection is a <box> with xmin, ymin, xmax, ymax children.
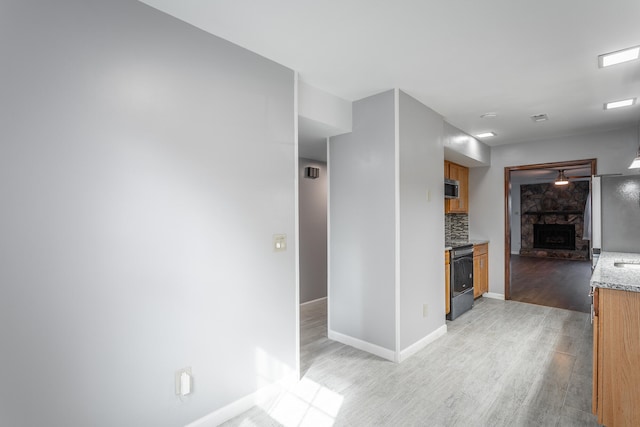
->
<box><xmin>604</xmin><ymin>98</ymin><xmax>636</xmax><ymax>110</ymax></box>
<box><xmin>476</xmin><ymin>132</ymin><xmax>496</xmax><ymax>138</ymax></box>
<box><xmin>599</xmin><ymin>46</ymin><xmax>640</xmax><ymax>68</ymax></box>
<box><xmin>480</xmin><ymin>113</ymin><xmax>498</xmax><ymax>119</ymax></box>
<box><xmin>531</xmin><ymin>114</ymin><xmax>549</xmax><ymax>122</ymax></box>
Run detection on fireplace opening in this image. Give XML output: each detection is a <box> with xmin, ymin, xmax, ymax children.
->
<box><xmin>533</xmin><ymin>224</ymin><xmax>576</xmax><ymax>250</ymax></box>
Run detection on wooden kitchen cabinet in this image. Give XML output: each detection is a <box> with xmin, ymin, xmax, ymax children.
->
<box><xmin>592</xmin><ymin>287</ymin><xmax>640</xmax><ymax>426</ymax></box>
<box><xmin>444</xmin><ymin>161</ymin><xmax>469</xmax><ymax>214</ymax></box>
<box><xmin>445</xmin><ymin>250</ymin><xmax>450</xmax><ymax>315</ymax></box>
<box><xmin>473</xmin><ymin>243</ymin><xmax>488</xmax><ymax>298</ymax></box>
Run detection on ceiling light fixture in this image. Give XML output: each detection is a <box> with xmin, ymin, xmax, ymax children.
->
<box><xmin>476</xmin><ymin>132</ymin><xmax>496</xmax><ymax>138</ymax></box>
<box><xmin>554</xmin><ymin>170</ymin><xmax>569</xmax><ymax>186</ymax></box>
<box><xmin>480</xmin><ymin>113</ymin><xmax>498</xmax><ymax>119</ymax></box>
<box><xmin>599</xmin><ymin>46</ymin><xmax>640</xmax><ymax>68</ymax></box>
<box><xmin>630</xmin><ymin>122</ymin><xmax>640</xmax><ymax>169</ymax></box>
<box><xmin>604</xmin><ymin>98</ymin><xmax>636</xmax><ymax>110</ymax></box>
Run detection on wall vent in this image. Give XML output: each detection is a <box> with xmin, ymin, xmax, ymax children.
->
<box><xmin>305</xmin><ymin>166</ymin><xmax>320</xmax><ymax>179</ymax></box>
<box><xmin>531</xmin><ymin>114</ymin><xmax>549</xmax><ymax>122</ymax></box>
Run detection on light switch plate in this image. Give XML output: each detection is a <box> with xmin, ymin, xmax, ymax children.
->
<box><xmin>175</xmin><ymin>367</ymin><xmax>192</xmax><ymax>396</ymax></box>
<box><xmin>273</xmin><ymin>234</ymin><xmax>287</xmax><ymax>252</ymax></box>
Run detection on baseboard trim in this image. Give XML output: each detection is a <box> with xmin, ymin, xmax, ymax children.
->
<box><xmin>483</xmin><ymin>292</ymin><xmax>505</xmax><ymax>301</ymax></box>
<box><xmin>328</xmin><ymin>329</ymin><xmax>396</xmax><ymax>362</ymax></box>
<box><xmin>300</xmin><ymin>296</ymin><xmax>327</xmax><ymax>306</ymax></box>
<box><xmin>184</xmin><ymin>374</ymin><xmax>296</xmax><ymax>427</ymax></box>
<box><xmin>398</xmin><ymin>324</ymin><xmax>447</xmax><ymax>363</ymax></box>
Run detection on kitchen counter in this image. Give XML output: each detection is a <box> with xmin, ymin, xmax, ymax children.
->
<box><xmin>444</xmin><ymin>239</ymin><xmax>489</xmax><ymax>251</ymax></box>
<box><xmin>590</xmin><ymin>251</ymin><xmax>640</xmax><ymax>292</ymax></box>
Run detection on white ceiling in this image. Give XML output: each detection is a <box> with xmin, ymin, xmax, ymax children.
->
<box><xmin>140</xmin><ymin>0</ymin><xmax>640</xmax><ymax>147</ymax></box>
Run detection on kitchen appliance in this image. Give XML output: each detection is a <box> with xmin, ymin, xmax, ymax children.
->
<box><xmin>445</xmin><ymin>178</ymin><xmax>459</xmax><ymax>199</ymax></box>
<box><xmin>447</xmin><ymin>244</ymin><xmax>474</xmax><ymax>320</ymax></box>
<box><xmin>600</xmin><ymin>175</ymin><xmax>640</xmax><ymax>253</ymax></box>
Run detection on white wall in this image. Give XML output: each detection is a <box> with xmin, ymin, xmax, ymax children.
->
<box><xmin>398</xmin><ymin>91</ymin><xmax>446</xmax><ymax>351</ymax></box>
<box><xmin>470</xmin><ymin>127</ymin><xmax>639</xmax><ymax>297</ymax></box>
<box><xmin>0</xmin><ymin>1</ymin><xmax>296</xmax><ymax>426</ymax></box>
<box><xmin>329</xmin><ymin>91</ymin><xmax>396</xmax><ymax>352</ymax></box>
<box><xmin>443</xmin><ymin>121</ymin><xmax>491</xmax><ymax>167</ymax></box>
<box><xmin>299</xmin><ymin>158</ymin><xmax>328</xmax><ymax>303</ymax></box>
<box><xmin>298</xmin><ymin>82</ymin><xmax>352</xmax><ymax>134</ymax></box>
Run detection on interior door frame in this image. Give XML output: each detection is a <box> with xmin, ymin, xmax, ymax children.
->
<box><xmin>503</xmin><ymin>158</ymin><xmax>597</xmax><ymax>299</ymax></box>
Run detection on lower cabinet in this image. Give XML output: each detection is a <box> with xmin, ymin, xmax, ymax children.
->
<box><xmin>445</xmin><ymin>250</ymin><xmax>450</xmax><ymax>315</ymax></box>
<box><xmin>473</xmin><ymin>243</ymin><xmax>488</xmax><ymax>298</ymax></box>
<box><xmin>592</xmin><ymin>287</ymin><xmax>640</xmax><ymax>426</ymax></box>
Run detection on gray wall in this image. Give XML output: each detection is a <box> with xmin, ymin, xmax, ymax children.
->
<box><xmin>299</xmin><ymin>158</ymin><xmax>328</xmax><ymax>303</ymax></box>
<box><xmin>329</xmin><ymin>91</ymin><xmax>396</xmax><ymax>351</ymax></box>
<box><xmin>398</xmin><ymin>91</ymin><xmax>446</xmax><ymax>350</ymax></box>
<box><xmin>470</xmin><ymin>127</ymin><xmax>638</xmax><ymax>296</ymax></box>
<box><xmin>0</xmin><ymin>1</ymin><xmax>296</xmax><ymax>426</ymax></box>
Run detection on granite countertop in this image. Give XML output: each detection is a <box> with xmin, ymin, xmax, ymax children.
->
<box><xmin>445</xmin><ymin>239</ymin><xmax>489</xmax><ymax>251</ymax></box>
<box><xmin>590</xmin><ymin>251</ymin><xmax>640</xmax><ymax>293</ymax></box>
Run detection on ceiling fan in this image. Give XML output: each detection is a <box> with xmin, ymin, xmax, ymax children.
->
<box><xmin>533</xmin><ymin>166</ymin><xmax>591</xmax><ymax>186</ymax></box>
<box><xmin>535</xmin><ymin>166</ymin><xmax>621</xmax><ymax>186</ymax></box>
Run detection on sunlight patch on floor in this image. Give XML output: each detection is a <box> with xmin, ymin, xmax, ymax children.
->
<box><xmin>264</xmin><ymin>377</ymin><xmax>343</xmax><ymax>427</ymax></box>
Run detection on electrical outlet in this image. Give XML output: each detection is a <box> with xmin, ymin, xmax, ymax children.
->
<box><xmin>423</xmin><ymin>304</ymin><xmax>428</xmax><ymax>317</ymax></box>
<box><xmin>175</xmin><ymin>367</ymin><xmax>192</xmax><ymax>396</ymax></box>
<box><xmin>273</xmin><ymin>234</ymin><xmax>287</xmax><ymax>252</ymax></box>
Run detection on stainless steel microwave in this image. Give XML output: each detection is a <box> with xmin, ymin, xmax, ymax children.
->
<box><xmin>445</xmin><ymin>178</ymin><xmax>459</xmax><ymax>199</ymax></box>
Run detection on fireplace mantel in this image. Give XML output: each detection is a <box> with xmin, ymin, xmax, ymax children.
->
<box><xmin>524</xmin><ymin>210</ymin><xmax>583</xmax><ymax>221</ymax></box>
<box><xmin>523</xmin><ymin>211</ymin><xmax>583</xmax><ymax>215</ymax></box>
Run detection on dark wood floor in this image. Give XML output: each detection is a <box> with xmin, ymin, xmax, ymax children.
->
<box><xmin>510</xmin><ymin>255</ymin><xmax>592</xmax><ymax>313</ymax></box>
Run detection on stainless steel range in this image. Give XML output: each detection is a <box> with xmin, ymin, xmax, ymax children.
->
<box><xmin>447</xmin><ymin>244</ymin><xmax>474</xmax><ymax>320</ymax></box>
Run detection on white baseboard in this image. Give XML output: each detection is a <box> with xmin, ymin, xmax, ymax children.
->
<box><xmin>300</xmin><ymin>296</ymin><xmax>327</xmax><ymax>306</ymax></box>
<box><xmin>483</xmin><ymin>292</ymin><xmax>505</xmax><ymax>301</ymax></box>
<box><xmin>398</xmin><ymin>324</ymin><xmax>447</xmax><ymax>362</ymax></box>
<box><xmin>184</xmin><ymin>374</ymin><xmax>296</xmax><ymax>427</ymax></box>
<box><xmin>328</xmin><ymin>329</ymin><xmax>396</xmax><ymax>362</ymax></box>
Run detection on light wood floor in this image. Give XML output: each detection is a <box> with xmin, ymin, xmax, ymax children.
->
<box><xmin>510</xmin><ymin>255</ymin><xmax>593</xmax><ymax>313</ymax></box>
<box><xmin>223</xmin><ymin>298</ymin><xmax>599</xmax><ymax>426</ymax></box>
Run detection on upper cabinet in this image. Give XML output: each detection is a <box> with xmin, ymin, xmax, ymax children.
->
<box><xmin>445</xmin><ymin>161</ymin><xmax>469</xmax><ymax>214</ymax></box>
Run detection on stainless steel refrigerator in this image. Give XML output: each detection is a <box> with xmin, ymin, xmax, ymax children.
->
<box><xmin>593</xmin><ymin>175</ymin><xmax>640</xmax><ymax>254</ymax></box>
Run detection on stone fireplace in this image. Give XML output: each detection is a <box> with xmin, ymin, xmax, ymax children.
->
<box><xmin>520</xmin><ymin>181</ymin><xmax>589</xmax><ymax>260</ymax></box>
<box><xmin>534</xmin><ymin>224</ymin><xmax>576</xmax><ymax>250</ymax></box>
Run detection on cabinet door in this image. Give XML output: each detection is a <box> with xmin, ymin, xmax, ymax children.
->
<box><xmin>592</xmin><ymin>288</ymin><xmax>599</xmax><ymax>417</ymax></box>
<box><xmin>473</xmin><ymin>244</ymin><xmax>488</xmax><ymax>297</ymax></box>
<box><xmin>597</xmin><ymin>288</ymin><xmax>640</xmax><ymax>426</ymax></box>
<box><xmin>479</xmin><ymin>253</ymin><xmax>488</xmax><ymax>294</ymax></box>
<box><xmin>445</xmin><ymin>162</ymin><xmax>469</xmax><ymax>213</ymax></box>
<box><xmin>473</xmin><ymin>256</ymin><xmax>482</xmax><ymax>298</ymax></box>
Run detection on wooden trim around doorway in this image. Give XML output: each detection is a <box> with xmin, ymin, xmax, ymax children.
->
<box><xmin>503</xmin><ymin>158</ymin><xmax>597</xmax><ymax>300</ymax></box>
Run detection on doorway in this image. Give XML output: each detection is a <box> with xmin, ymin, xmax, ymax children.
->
<box><xmin>504</xmin><ymin>159</ymin><xmax>596</xmax><ymax>312</ymax></box>
<box><xmin>298</xmin><ymin>156</ymin><xmax>328</xmax><ymax>375</ymax></box>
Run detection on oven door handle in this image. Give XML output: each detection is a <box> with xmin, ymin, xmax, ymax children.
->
<box><xmin>452</xmin><ymin>248</ymin><xmax>474</xmax><ymax>257</ymax></box>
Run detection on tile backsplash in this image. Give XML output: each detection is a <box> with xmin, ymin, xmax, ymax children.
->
<box><xmin>445</xmin><ymin>213</ymin><xmax>469</xmax><ymax>242</ymax></box>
